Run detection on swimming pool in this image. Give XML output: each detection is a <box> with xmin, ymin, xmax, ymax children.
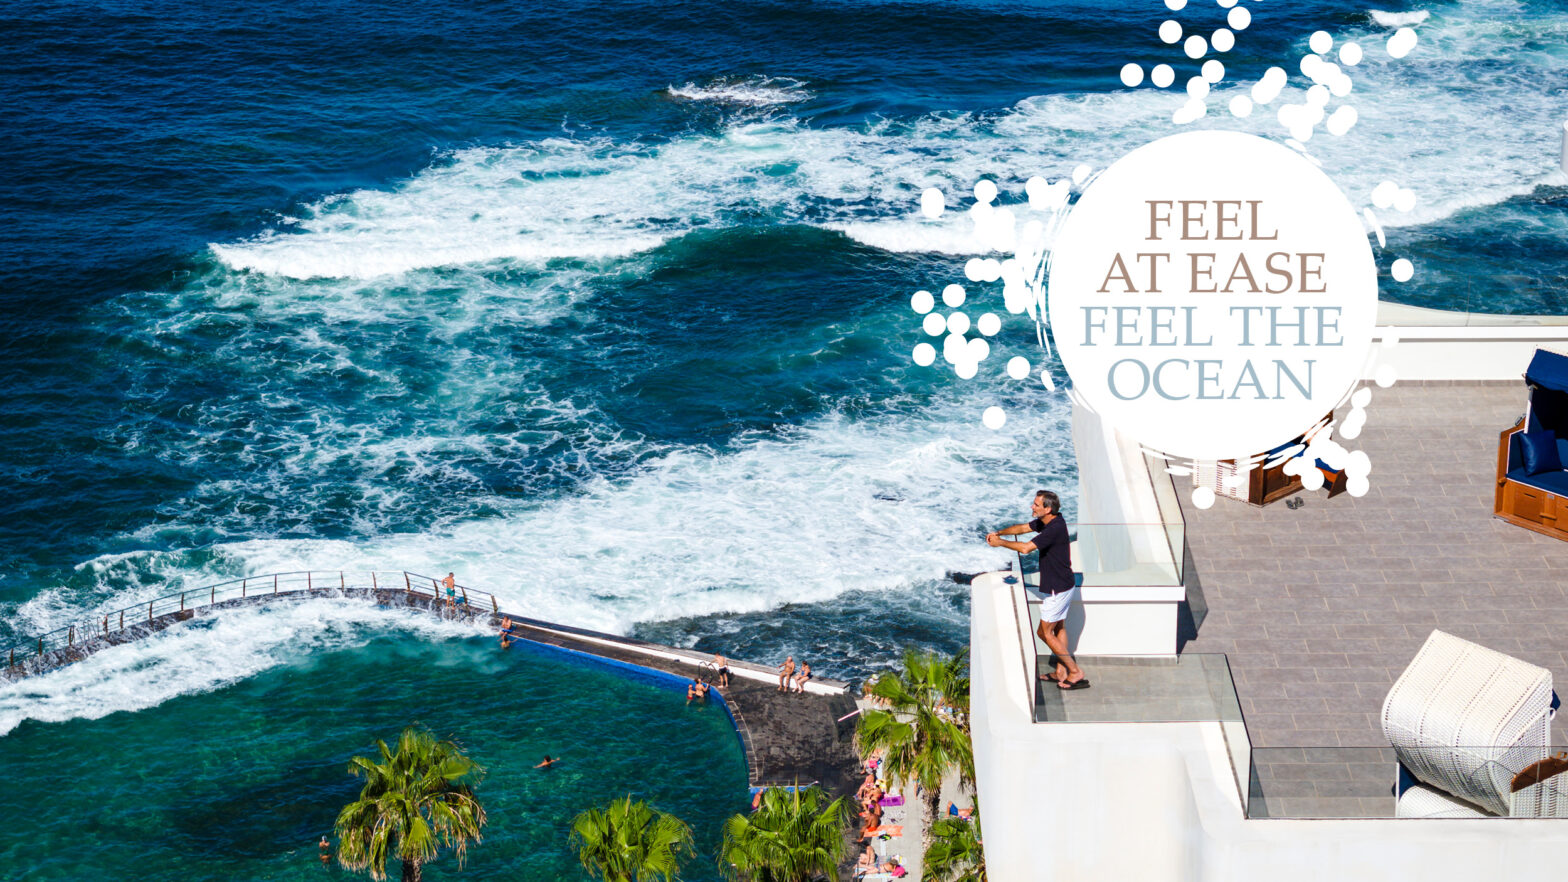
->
<box><xmin>0</xmin><ymin>629</ymin><xmax>750</xmax><ymax>880</ymax></box>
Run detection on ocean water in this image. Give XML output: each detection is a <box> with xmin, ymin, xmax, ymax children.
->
<box><xmin>2</xmin><ymin>0</ymin><xmax>1568</xmax><ymax>875</ymax></box>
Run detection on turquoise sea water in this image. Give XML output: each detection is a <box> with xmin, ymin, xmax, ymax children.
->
<box><xmin>4</xmin><ymin>0</ymin><xmax>1568</xmax><ymax>876</ymax></box>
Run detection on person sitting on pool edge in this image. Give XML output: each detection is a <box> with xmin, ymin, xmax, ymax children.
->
<box><xmin>792</xmin><ymin>661</ymin><xmax>812</xmax><ymax>693</ymax></box>
<box><xmin>987</xmin><ymin>488</ymin><xmax>1089</xmax><ymax>691</ymax></box>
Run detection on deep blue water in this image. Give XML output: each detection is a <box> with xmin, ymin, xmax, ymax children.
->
<box><xmin>2</xmin><ymin>0</ymin><xmax>1567</xmax><ymax>748</ymax></box>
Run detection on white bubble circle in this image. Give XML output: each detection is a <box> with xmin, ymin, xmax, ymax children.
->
<box><xmin>1212</xmin><ymin>28</ymin><xmax>1235</xmax><ymax>52</ymax></box>
<box><xmin>1227</xmin><ymin>6</ymin><xmax>1251</xmax><ymax>30</ymax></box>
<box><xmin>1393</xmin><ymin>189</ymin><xmax>1417</xmax><ymax>213</ymax></box>
<box><xmin>1351</xmin><ymin>386</ymin><xmax>1372</xmax><ymax>408</ymax></box>
<box><xmin>911</xmin><ymin>290</ymin><xmax>934</xmax><ymax>314</ymax></box>
<box><xmin>1160</xmin><ymin>20</ymin><xmax>1183</xmax><ymax>44</ymax></box>
<box><xmin>1375</xmin><ymin>363</ymin><xmax>1398</xmax><ymax>388</ymax></box>
<box><xmin>947</xmin><ymin>311</ymin><xmax>971</xmax><ymax>335</ymax></box>
<box><xmin>1229</xmin><ymin>95</ymin><xmax>1254</xmax><ymax>118</ymax></box>
<box><xmin>1040</xmin><ymin>369</ymin><xmax>1057</xmax><ymax>391</ymax></box>
<box><xmin>1166</xmin><ymin>0</ymin><xmax>1187</xmax><ymax>8</ymax></box>
<box><xmin>957</xmin><ymin>361</ymin><xmax>979</xmax><ymax>380</ymax></box>
<box><xmin>1391</xmin><ymin>258</ymin><xmax>1414</xmax><ymax>282</ymax></box>
<box><xmin>1120</xmin><ymin>63</ymin><xmax>1144</xmax><ymax>88</ymax></box>
<box><xmin>1339</xmin><ymin>42</ymin><xmax>1364</xmax><ymax>66</ymax></box>
<box><xmin>977</xmin><ymin>312</ymin><xmax>1002</xmax><ymax>336</ymax></box>
<box><xmin>1187</xmin><ymin>76</ymin><xmax>1211</xmax><ymax>100</ymax></box>
<box><xmin>969</xmin><ymin>337</ymin><xmax>991</xmax><ymax>363</ymax></box>
<box><xmin>922</xmin><ymin>313</ymin><xmax>947</xmax><ymax>336</ymax></box>
<box><xmin>1202</xmin><ymin>60</ymin><xmax>1225</xmax><ymax>82</ymax></box>
<box><xmin>1007</xmin><ymin>356</ymin><xmax>1031</xmax><ymax>380</ymax></box>
<box><xmin>913</xmin><ymin>342</ymin><xmax>936</xmax><ymax>366</ymax></box>
<box><xmin>1371</xmin><ymin>181</ymin><xmax>1398</xmax><ymax>209</ymax></box>
<box><xmin>1191</xmin><ymin>486</ymin><xmax>1217</xmax><ymax>509</ymax></box>
<box><xmin>1151</xmin><ymin>64</ymin><xmax>1176</xmax><ymax>88</ymax></box>
<box><xmin>943</xmin><ymin>284</ymin><xmax>966</xmax><ymax>307</ymax></box>
<box><xmin>920</xmin><ymin>188</ymin><xmax>945</xmax><ymax>219</ymax></box>
<box><xmin>1383</xmin><ymin>329</ymin><xmax>1400</xmax><ymax>348</ymax></box>
<box><xmin>1301</xmin><ymin>466</ymin><xmax>1326</xmax><ymax>491</ymax></box>
<box><xmin>1046</xmin><ymin>131</ymin><xmax>1378</xmax><ymax>461</ymax></box>
<box><xmin>1217</xmin><ymin>0</ymin><xmax>1238</xmax><ymax>7</ymax></box>
<box><xmin>1388</xmin><ymin>27</ymin><xmax>1418</xmax><ymax>60</ymax></box>
<box><xmin>1347</xmin><ymin>476</ymin><xmax>1370</xmax><ymax>497</ymax></box>
<box><xmin>1310</xmin><ymin>31</ymin><xmax>1333</xmax><ymax>55</ymax></box>
<box><xmin>974</xmin><ymin>180</ymin><xmax>998</xmax><ymax>204</ymax></box>
<box><xmin>1185</xmin><ymin>34</ymin><xmax>1208</xmax><ymax>59</ymax></box>
<box><xmin>982</xmin><ymin>406</ymin><xmax>1007</xmax><ymax>430</ymax></box>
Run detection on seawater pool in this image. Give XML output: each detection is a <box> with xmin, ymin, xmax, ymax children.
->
<box><xmin>0</xmin><ymin>630</ymin><xmax>750</xmax><ymax>880</ymax></box>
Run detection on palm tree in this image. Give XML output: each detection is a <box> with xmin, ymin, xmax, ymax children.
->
<box><xmin>856</xmin><ymin>648</ymin><xmax>972</xmax><ymax>846</ymax></box>
<box><xmin>334</xmin><ymin>726</ymin><xmax>487</xmax><ymax>882</ymax></box>
<box><xmin>570</xmin><ymin>796</ymin><xmax>694</xmax><ymax>882</ymax></box>
<box><xmin>718</xmin><ymin>786</ymin><xmax>849</xmax><ymax>882</ymax></box>
<box><xmin>924</xmin><ymin>814</ymin><xmax>985</xmax><ymax>882</ymax></box>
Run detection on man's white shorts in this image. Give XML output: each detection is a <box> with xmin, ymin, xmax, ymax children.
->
<box><xmin>1032</xmin><ymin>585</ymin><xmax>1079</xmax><ymax>624</ymax></box>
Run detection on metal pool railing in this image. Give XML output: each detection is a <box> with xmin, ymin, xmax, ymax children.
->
<box><xmin>2</xmin><ymin>570</ymin><xmax>505</xmax><ymax>672</ymax></box>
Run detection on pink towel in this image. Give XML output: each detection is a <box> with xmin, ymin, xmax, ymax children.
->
<box><xmin>879</xmin><ymin>796</ymin><xmax>904</xmax><ymax>807</ymax></box>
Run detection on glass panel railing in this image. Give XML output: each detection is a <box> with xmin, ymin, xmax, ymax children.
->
<box><xmin>1011</xmin><ymin>522</ymin><xmax>1186</xmax><ymax>589</ymax></box>
<box><xmin>1249</xmin><ymin>746</ymin><xmax>1568</xmax><ymax>820</ymax></box>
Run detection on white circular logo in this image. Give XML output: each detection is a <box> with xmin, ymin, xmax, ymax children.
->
<box><xmin>1047</xmin><ymin>131</ymin><xmax>1377</xmax><ymax>461</ymax></box>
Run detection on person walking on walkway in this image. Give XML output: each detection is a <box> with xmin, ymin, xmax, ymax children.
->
<box><xmin>987</xmin><ymin>489</ymin><xmax>1089</xmax><ymax>690</ymax></box>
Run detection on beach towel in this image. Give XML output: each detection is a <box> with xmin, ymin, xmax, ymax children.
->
<box><xmin>879</xmin><ymin>795</ymin><xmax>904</xmax><ymax>807</ymax></box>
<box><xmin>866</xmin><ymin>825</ymin><xmax>903</xmax><ymax>837</ymax></box>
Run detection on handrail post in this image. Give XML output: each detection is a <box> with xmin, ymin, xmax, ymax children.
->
<box><xmin>37</xmin><ymin>638</ymin><xmax>42</xmax><ymax>657</ymax></box>
<box><xmin>274</xmin><ymin>573</ymin><xmax>279</xmax><ymax>594</ymax></box>
<box><xmin>372</xmin><ymin>572</ymin><xmax>378</xmax><ymax>590</ymax></box>
<box><xmin>211</xmin><ymin>585</ymin><xmax>215</xmax><ymax>604</ymax></box>
<box><xmin>404</xmin><ymin>573</ymin><xmax>412</xmax><ymax>593</ymax></box>
<box><xmin>103</xmin><ymin>617</ymin><xmax>108</xmax><ymax>637</ymax></box>
<box><xmin>119</xmin><ymin>610</ymin><xmax>124</xmax><ymax>631</ymax></box>
<box><xmin>340</xmin><ymin>571</ymin><xmax>345</xmax><ymax>589</ymax></box>
<box><xmin>68</xmin><ymin>625</ymin><xmax>74</xmax><ymax>646</ymax></box>
<box><xmin>148</xmin><ymin>601</ymin><xmax>153</xmax><ymax>623</ymax></box>
<box><xmin>8</xmin><ymin>649</ymin><xmax>13</xmax><ymax>669</ymax></box>
<box><xmin>243</xmin><ymin>580</ymin><xmax>247</xmax><ymax>598</ymax></box>
<box><xmin>491</xmin><ymin>595</ymin><xmax>498</xmax><ymax>614</ymax></box>
<box><xmin>180</xmin><ymin>593</ymin><xmax>185</xmax><ymax>612</ymax></box>
<box><xmin>307</xmin><ymin>572</ymin><xmax>312</xmax><ymax>590</ymax></box>
<box><xmin>460</xmin><ymin>587</ymin><xmax>469</xmax><ymax>607</ymax></box>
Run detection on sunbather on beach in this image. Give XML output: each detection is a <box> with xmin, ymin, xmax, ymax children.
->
<box><xmin>854</xmin><ymin>844</ymin><xmax>877</xmax><ymax>876</ymax></box>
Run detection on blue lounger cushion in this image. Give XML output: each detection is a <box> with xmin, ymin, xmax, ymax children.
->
<box><xmin>1521</xmin><ymin>430</ymin><xmax>1563</xmax><ymax>475</ymax></box>
<box><xmin>1509</xmin><ymin>468</ymin><xmax>1568</xmax><ymax>496</ymax></box>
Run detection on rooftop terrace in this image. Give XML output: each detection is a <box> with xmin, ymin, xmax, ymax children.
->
<box><xmin>1177</xmin><ymin>380</ymin><xmax>1568</xmax><ymax>749</ymax></box>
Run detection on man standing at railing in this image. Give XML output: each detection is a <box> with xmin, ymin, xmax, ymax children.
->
<box><xmin>987</xmin><ymin>489</ymin><xmax>1089</xmax><ymax>691</ymax></box>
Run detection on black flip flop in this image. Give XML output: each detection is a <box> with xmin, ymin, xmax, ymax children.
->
<box><xmin>1058</xmin><ymin>678</ymin><xmax>1091</xmax><ymax>691</ymax></box>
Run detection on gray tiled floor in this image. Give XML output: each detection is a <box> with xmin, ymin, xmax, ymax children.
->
<box><xmin>1179</xmin><ymin>382</ymin><xmax>1568</xmax><ymax>749</ymax></box>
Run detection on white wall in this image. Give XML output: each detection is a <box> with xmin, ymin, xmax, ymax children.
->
<box><xmin>971</xmin><ymin>572</ymin><xmax>1568</xmax><ymax>882</ymax></box>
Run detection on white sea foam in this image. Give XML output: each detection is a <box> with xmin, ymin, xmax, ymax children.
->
<box><xmin>1370</xmin><ymin>10</ymin><xmax>1430</xmax><ymax>28</ymax></box>
<box><xmin>667</xmin><ymin>76</ymin><xmax>811</xmax><ymax>106</ymax></box>
<box><xmin>0</xmin><ymin>598</ymin><xmax>482</xmax><ymax>736</ymax></box>
<box><xmin>213</xmin><ymin>6</ymin><xmax>1568</xmax><ymax>280</ymax></box>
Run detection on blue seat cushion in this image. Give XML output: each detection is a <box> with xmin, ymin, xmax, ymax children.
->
<box><xmin>1520</xmin><ymin>430</ymin><xmax>1563</xmax><ymax>476</ymax></box>
<box><xmin>1510</xmin><ymin>467</ymin><xmax>1568</xmax><ymax>496</ymax></box>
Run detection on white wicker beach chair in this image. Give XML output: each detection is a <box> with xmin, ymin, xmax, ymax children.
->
<box><xmin>1394</xmin><ymin>783</ymin><xmax>1494</xmax><ymax>819</ymax></box>
<box><xmin>1381</xmin><ymin>630</ymin><xmax>1554</xmax><ymax>817</ymax></box>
